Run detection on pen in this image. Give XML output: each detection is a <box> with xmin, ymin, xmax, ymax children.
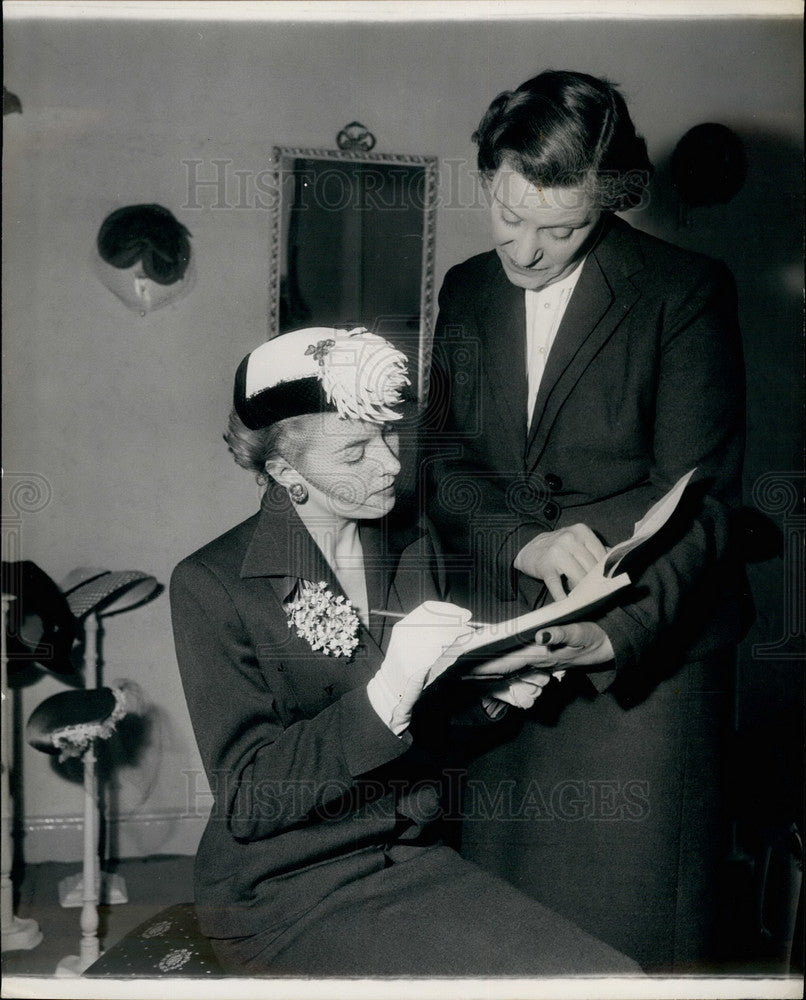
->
<box><xmin>370</xmin><ymin>609</ymin><xmax>490</xmax><ymax>630</ymax></box>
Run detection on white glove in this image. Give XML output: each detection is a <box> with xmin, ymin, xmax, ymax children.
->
<box><xmin>367</xmin><ymin>601</ymin><xmax>473</xmax><ymax>735</ymax></box>
<box><xmin>485</xmin><ymin>667</ymin><xmax>553</xmax><ymax>710</ymax></box>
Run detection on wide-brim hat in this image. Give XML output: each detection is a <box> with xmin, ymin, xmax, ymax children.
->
<box><xmin>234</xmin><ymin>326</ymin><xmax>413</xmax><ymax>431</ymax></box>
<box><xmin>60</xmin><ymin>567</ymin><xmax>162</xmax><ymax>620</ymax></box>
<box><xmin>2</xmin><ymin>561</ymin><xmax>77</xmax><ymax>676</ymax></box>
<box><xmin>26</xmin><ymin>685</ymin><xmax>128</xmax><ymax>761</ymax></box>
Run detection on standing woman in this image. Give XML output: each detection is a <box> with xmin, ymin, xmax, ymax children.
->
<box><xmin>426</xmin><ymin>70</ymin><xmax>748</xmax><ymax>971</ymax></box>
<box><xmin>170</xmin><ymin>326</ymin><xmax>639</xmax><ymax>977</ymax></box>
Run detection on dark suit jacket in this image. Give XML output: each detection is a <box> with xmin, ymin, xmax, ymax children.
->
<box><xmin>426</xmin><ymin>214</ymin><xmax>748</xmax><ymax>689</ymax></box>
<box><xmin>170</xmin><ymin>488</ymin><xmax>484</xmax><ymax>942</ymax></box>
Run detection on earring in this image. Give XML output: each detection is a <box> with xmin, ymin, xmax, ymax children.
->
<box><xmin>287</xmin><ymin>482</ymin><xmax>308</xmax><ymax>505</ymax></box>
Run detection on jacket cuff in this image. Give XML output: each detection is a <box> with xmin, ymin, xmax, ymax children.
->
<box><xmin>338</xmin><ymin>685</ymin><xmax>412</xmax><ymax>776</ymax></box>
<box><xmin>597</xmin><ymin>606</ymin><xmax>648</xmax><ymax>675</ymax></box>
<box><xmin>585</xmin><ymin>609</ymin><xmax>640</xmax><ymax>693</ymax></box>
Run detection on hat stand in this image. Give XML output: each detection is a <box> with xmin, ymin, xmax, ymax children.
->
<box><xmin>54</xmin><ymin>731</ymin><xmax>102</xmax><ymax>975</ymax></box>
<box><xmin>25</xmin><ymin>684</ymin><xmax>129</xmax><ymax>977</ymax></box>
<box><xmin>1</xmin><ymin>593</ymin><xmax>43</xmax><ymax>953</ymax></box>
<box><xmin>57</xmin><ymin>613</ymin><xmax>127</xmax><ymax>913</ymax></box>
<box><xmin>56</xmin><ymin>573</ymin><xmax>161</xmax><ymax>917</ymax></box>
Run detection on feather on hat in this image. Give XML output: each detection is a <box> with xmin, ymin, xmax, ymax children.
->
<box><xmin>234</xmin><ymin>327</ymin><xmax>411</xmax><ymax>430</ymax></box>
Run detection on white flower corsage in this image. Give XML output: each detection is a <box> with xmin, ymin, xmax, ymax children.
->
<box><xmin>286</xmin><ymin>581</ymin><xmax>360</xmax><ymax>658</ymax></box>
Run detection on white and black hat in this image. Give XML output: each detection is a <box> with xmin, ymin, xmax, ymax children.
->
<box><xmin>234</xmin><ymin>326</ymin><xmax>411</xmax><ymax>431</ymax></box>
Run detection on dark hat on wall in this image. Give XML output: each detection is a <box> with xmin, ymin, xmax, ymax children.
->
<box><xmin>234</xmin><ymin>326</ymin><xmax>412</xmax><ymax>431</ymax></box>
<box><xmin>97</xmin><ymin>204</ymin><xmax>192</xmax><ymax>286</ymax></box>
<box><xmin>2</xmin><ymin>561</ymin><xmax>77</xmax><ymax>676</ymax></box>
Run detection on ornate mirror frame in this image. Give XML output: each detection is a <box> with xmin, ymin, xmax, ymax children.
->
<box><xmin>268</xmin><ymin>145</ymin><xmax>439</xmax><ymax>403</ymax></box>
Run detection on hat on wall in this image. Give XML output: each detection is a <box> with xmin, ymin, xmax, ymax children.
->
<box><xmin>1</xmin><ymin>561</ymin><xmax>77</xmax><ymax>676</ymax></box>
<box><xmin>97</xmin><ymin>204</ymin><xmax>191</xmax><ymax>286</ymax></box>
<box><xmin>234</xmin><ymin>326</ymin><xmax>411</xmax><ymax>430</ymax></box>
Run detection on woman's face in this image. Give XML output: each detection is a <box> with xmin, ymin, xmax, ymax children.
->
<box><xmin>488</xmin><ymin>164</ymin><xmax>603</xmax><ymax>291</ymax></box>
<box><xmin>279</xmin><ymin>413</ymin><xmax>401</xmax><ymax>521</ymax></box>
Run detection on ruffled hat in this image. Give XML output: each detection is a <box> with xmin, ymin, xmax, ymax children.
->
<box><xmin>234</xmin><ymin>326</ymin><xmax>411</xmax><ymax>430</ymax></box>
<box><xmin>26</xmin><ymin>686</ymin><xmax>129</xmax><ymax>762</ymax></box>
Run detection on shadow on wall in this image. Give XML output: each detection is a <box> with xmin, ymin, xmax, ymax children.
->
<box><xmin>642</xmin><ymin>127</ymin><xmax>803</xmax><ymax>448</ymax></box>
<box><xmin>638</xmin><ymin>126</ymin><xmax>804</xmax><ymax>727</ymax></box>
<box><xmin>643</xmin><ymin>127</ymin><xmax>802</xmax><ymax>303</ymax></box>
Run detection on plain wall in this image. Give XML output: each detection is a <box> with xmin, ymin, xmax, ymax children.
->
<box><xmin>3</xmin><ymin>13</ymin><xmax>803</xmax><ymax>861</ymax></box>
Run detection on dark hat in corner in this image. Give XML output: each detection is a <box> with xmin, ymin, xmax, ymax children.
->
<box><xmin>2</xmin><ymin>561</ymin><xmax>77</xmax><ymax>676</ymax></box>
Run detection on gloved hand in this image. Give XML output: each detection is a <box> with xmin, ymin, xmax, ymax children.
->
<box><xmin>485</xmin><ymin>667</ymin><xmax>553</xmax><ymax>710</ymax></box>
<box><xmin>367</xmin><ymin>601</ymin><xmax>473</xmax><ymax>735</ymax></box>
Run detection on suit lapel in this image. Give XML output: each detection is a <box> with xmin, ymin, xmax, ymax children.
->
<box><xmin>241</xmin><ymin>486</ymin><xmax>422</xmax><ymax>657</ymax></box>
<box><xmin>525</xmin><ymin>217</ymin><xmax>642</xmax><ymax>469</ymax></box>
<box><xmin>240</xmin><ymin>486</ymin><xmax>341</xmax><ymax>601</ymax></box>
<box><xmin>359</xmin><ymin>519</ymin><xmax>393</xmax><ymax>649</ymax></box>
<box><xmin>479</xmin><ymin>259</ymin><xmax>529</xmax><ymax>469</ymax></box>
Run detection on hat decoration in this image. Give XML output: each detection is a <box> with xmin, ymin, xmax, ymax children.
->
<box><xmin>26</xmin><ymin>686</ymin><xmax>129</xmax><ymax>762</ymax></box>
<box><xmin>235</xmin><ymin>326</ymin><xmax>410</xmax><ymax>430</ymax></box>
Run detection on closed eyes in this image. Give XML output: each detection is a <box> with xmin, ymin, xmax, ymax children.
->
<box><xmin>497</xmin><ymin>207</ymin><xmax>578</xmax><ymax>241</ymax></box>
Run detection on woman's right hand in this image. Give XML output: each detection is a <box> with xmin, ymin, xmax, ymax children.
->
<box><xmin>513</xmin><ymin>524</ymin><xmax>607</xmax><ymax>601</ymax></box>
<box><xmin>366</xmin><ymin>601</ymin><xmax>474</xmax><ymax>735</ymax></box>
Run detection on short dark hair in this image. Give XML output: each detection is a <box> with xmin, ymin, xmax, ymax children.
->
<box><xmin>473</xmin><ymin>70</ymin><xmax>653</xmax><ymax>211</ymax></box>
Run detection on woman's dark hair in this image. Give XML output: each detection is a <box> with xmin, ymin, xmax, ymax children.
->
<box><xmin>473</xmin><ymin>70</ymin><xmax>653</xmax><ymax>211</ymax></box>
<box><xmin>97</xmin><ymin>204</ymin><xmax>192</xmax><ymax>285</ymax></box>
<box><xmin>224</xmin><ymin>408</ymin><xmax>310</xmax><ymax>484</ymax></box>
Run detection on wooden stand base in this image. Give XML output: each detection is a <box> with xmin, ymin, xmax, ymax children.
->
<box><xmin>55</xmin><ymin>952</ymin><xmax>88</xmax><ymax>976</ymax></box>
<box><xmin>1</xmin><ymin>914</ymin><xmax>43</xmax><ymax>953</ymax></box>
<box><xmin>59</xmin><ymin>870</ymin><xmax>127</xmax><ymax>907</ymax></box>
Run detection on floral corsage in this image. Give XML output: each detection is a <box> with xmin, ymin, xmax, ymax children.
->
<box><xmin>286</xmin><ymin>581</ymin><xmax>360</xmax><ymax>658</ymax></box>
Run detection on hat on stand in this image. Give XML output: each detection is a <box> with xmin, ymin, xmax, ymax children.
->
<box><xmin>1</xmin><ymin>561</ymin><xmax>163</xmax><ymax>679</ymax></box>
<box><xmin>2</xmin><ymin>561</ymin><xmax>77</xmax><ymax>676</ymax></box>
<box><xmin>26</xmin><ymin>686</ymin><xmax>129</xmax><ymax>761</ymax></box>
<box><xmin>60</xmin><ymin>567</ymin><xmax>162</xmax><ymax>620</ymax></box>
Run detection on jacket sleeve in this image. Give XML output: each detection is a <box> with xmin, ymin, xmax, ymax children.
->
<box><xmin>170</xmin><ymin>557</ymin><xmax>412</xmax><ymax>843</ymax></box>
<box><xmin>592</xmin><ymin>260</ymin><xmax>746</xmax><ymax>677</ymax></box>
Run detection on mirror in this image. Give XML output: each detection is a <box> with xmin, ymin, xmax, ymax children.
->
<box><xmin>269</xmin><ymin>145</ymin><xmax>438</xmax><ymax>400</ymax></box>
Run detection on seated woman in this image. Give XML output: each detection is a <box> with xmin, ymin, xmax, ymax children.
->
<box><xmin>170</xmin><ymin>326</ymin><xmax>640</xmax><ymax>977</ymax></box>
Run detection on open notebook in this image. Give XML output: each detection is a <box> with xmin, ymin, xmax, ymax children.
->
<box><xmin>438</xmin><ymin>468</ymin><xmax>696</xmax><ymax>680</ymax></box>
